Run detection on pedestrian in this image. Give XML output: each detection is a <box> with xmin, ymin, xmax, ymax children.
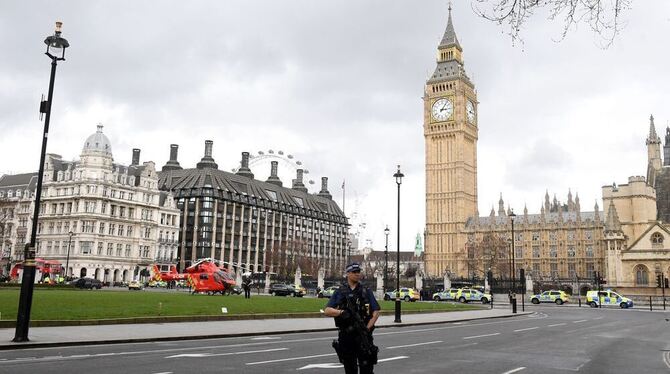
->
<box><xmin>324</xmin><ymin>262</ymin><xmax>380</xmax><ymax>374</ymax></box>
<box><xmin>243</xmin><ymin>276</ymin><xmax>252</xmax><ymax>299</ymax></box>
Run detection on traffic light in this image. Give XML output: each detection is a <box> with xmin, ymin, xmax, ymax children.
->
<box><xmin>657</xmin><ymin>274</ymin><xmax>663</xmax><ymax>288</ymax></box>
<box><xmin>665</xmin><ymin>278</ymin><xmax>669</xmax><ymax>288</ymax></box>
<box><xmin>519</xmin><ymin>268</ymin><xmax>525</xmax><ymax>292</ymax></box>
<box><xmin>487</xmin><ymin>270</ymin><xmax>493</xmax><ymax>286</ymax></box>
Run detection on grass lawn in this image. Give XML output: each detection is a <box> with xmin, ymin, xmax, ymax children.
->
<box><xmin>0</xmin><ymin>289</ymin><xmax>482</xmax><ymax>321</ymax></box>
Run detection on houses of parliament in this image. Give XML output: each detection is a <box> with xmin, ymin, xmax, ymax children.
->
<box><xmin>423</xmin><ymin>8</ymin><xmax>670</xmax><ymax>294</ymax></box>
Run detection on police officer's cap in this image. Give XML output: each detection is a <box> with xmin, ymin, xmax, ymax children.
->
<box><xmin>345</xmin><ymin>262</ymin><xmax>362</xmax><ymax>273</ymax></box>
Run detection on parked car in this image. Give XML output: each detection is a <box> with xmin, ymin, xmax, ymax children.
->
<box><xmin>73</xmin><ymin>278</ymin><xmax>103</xmax><ymax>290</ymax></box>
<box><xmin>456</xmin><ymin>288</ymin><xmax>491</xmax><ymax>304</ymax></box>
<box><xmin>530</xmin><ymin>290</ymin><xmax>570</xmax><ymax>305</ymax></box>
<box><xmin>128</xmin><ymin>280</ymin><xmax>143</xmax><ymax>291</ymax></box>
<box><xmin>432</xmin><ymin>288</ymin><xmax>460</xmax><ymax>301</ymax></box>
<box><xmin>230</xmin><ymin>285</ymin><xmax>243</xmax><ymax>295</ymax></box>
<box><xmin>586</xmin><ymin>290</ymin><xmax>633</xmax><ymax>308</ymax></box>
<box><xmin>384</xmin><ymin>288</ymin><xmax>420</xmax><ymax>302</ymax></box>
<box><xmin>318</xmin><ymin>286</ymin><xmax>339</xmax><ymax>298</ymax></box>
<box><xmin>269</xmin><ymin>283</ymin><xmax>302</xmax><ymax>297</ymax></box>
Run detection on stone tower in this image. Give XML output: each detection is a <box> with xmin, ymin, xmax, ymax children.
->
<box><xmin>424</xmin><ymin>6</ymin><xmax>478</xmax><ymax>277</ymax></box>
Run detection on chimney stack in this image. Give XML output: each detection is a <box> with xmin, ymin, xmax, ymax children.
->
<box><xmin>292</xmin><ymin>169</ymin><xmax>308</xmax><ymax>193</ymax></box>
<box><xmin>161</xmin><ymin>144</ymin><xmax>183</xmax><ymax>171</ymax></box>
<box><xmin>318</xmin><ymin>176</ymin><xmax>332</xmax><ymax>199</ymax></box>
<box><xmin>131</xmin><ymin>148</ymin><xmax>141</xmax><ymax>166</ymax></box>
<box><xmin>236</xmin><ymin>151</ymin><xmax>254</xmax><ymax>179</ymax></box>
<box><xmin>266</xmin><ymin>161</ymin><xmax>282</xmax><ymax>187</ymax></box>
<box><xmin>196</xmin><ymin>140</ymin><xmax>218</xmax><ymax>170</ymax></box>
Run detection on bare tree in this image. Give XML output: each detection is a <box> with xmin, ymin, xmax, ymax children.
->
<box><xmin>466</xmin><ymin>232</ymin><xmax>511</xmax><ymax>278</ymax></box>
<box><xmin>473</xmin><ymin>0</ymin><xmax>632</xmax><ymax>46</ymax></box>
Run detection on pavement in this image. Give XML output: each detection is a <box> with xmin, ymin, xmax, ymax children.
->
<box><xmin>0</xmin><ymin>307</ymin><xmax>527</xmax><ymax>350</ymax></box>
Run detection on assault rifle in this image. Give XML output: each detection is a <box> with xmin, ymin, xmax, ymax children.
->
<box><xmin>332</xmin><ymin>293</ymin><xmax>379</xmax><ymax>365</ymax></box>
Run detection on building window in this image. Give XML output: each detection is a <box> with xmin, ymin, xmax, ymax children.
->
<box><xmin>635</xmin><ymin>265</ymin><xmax>649</xmax><ymax>285</ymax></box>
<box><xmin>585</xmin><ymin>245</ymin><xmax>594</xmax><ymax>257</ymax></box>
<box><xmin>651</xmin><ymin>233</ymin><xmax>664</xmax><ymax>246</ymax></box>
<box><xmin>567</xmin><ymin>246</ymin><xmax>576</xmax><ymax>257</ymax></box>
<box><xmin>549</xmin><ymin>246</ymin><xmax>557</xmax><ymax>258</ymax></box>
<box><xmin>80</xmin><ymin>241</ymin><xmax>93</xmax><ymax>254</ymax></box>
<box><xmin>586</xmin><ymin>262</ymin><xmax>594</xmax><ymax>278</ymax></box>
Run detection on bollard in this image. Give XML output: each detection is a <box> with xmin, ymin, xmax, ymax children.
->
<box><xmin>664</xmin><ymin>297</ymin><xmax>666</xmax><ymax>311</ymax></box>
<box><xmin>578</xmin><ymin>297</ymin><xmax>581</xmax><ymax>307</ymax></box>
<box><xmin>491</xmin><ymin>294</ymin><xmax>494</xmax><ymax>309</ymax></box>
<box><xmin>512</xmin><ymin>297</ymin><xmax>517</xmax><ymax>314</ymax></box>
<box><xmin>649</xmin><ymin>296</ymin><xmax>653</xmax><ymax>311</ymax></box>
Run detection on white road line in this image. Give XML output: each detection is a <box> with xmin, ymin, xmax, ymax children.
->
<box><xmin>246</xmin><ymin>353</ymin><xmax>337</xmax><ymax>366</ymax></box>
<box><xmin>152</xmin><ymin>372</ymin><xmax>173</xmax><ymax>374</ymax></box>
<box><xmin>593</xmin><ymin>317</ymin><xmax>604</xmax><ymax>320</ymax></box>
<box><xmin>251</xmin><ymin>336</ymin><xmax>281</xmax><ymax>340</ymax></box>
<box><xmin>663</xmin><ymin>351</ymin><xmax>670</xmax><ymax>370</ymax></box>
<box><xmin>573</xmin><ymin>319</ymin><xmax>588</xmax><ymax>323</ymax></box>
<box><xmin>463</xmin><ymin>333</ymin><xmax>500</xmax><ymax>340</ymax></box>
<box><xmin>378</xmin><ymin>356</ymin><xmax>409</xmax><ymax>363</ymax></box>
<box><xmin>513</xmin><ymin>327</ymin><xmax>539</xmax><ymax>332</ymax></box>
<box><xmin>502</xmin><ymin>367</ymin><xmax>526</xmax><ymax>374</ymax></box>
<box><xmin>547</xmin><ymin>323</ymin><xmax>567</xmax><ymax>327</ymax></box>
<box><xmin>166</xmin><ymin>348</ymin><xmax>287</xmax><ymax>359</ymax></box>
<box><xmin>387</xmin><ymin>341</ymin><xmax>443</xmax><ymax>349</ymax></box>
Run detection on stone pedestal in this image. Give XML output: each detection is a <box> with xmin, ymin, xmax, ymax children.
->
<box><xmin>525</xmin><ymin>274</ymin><xmax>533</xmax><ymax>297</ymax></box>
<box><xmin>317</xmin><ymin>268</ymin><xmax>325</xmax><ymax>289</ymax></box>
<box><xmin>415</xmin><ymin>271</ymin><xmax>423</xmax><ymax>291</ymax></box>
<box><xmin>294</xmin><ymin>266</ymin><xmax>302</xmax><ymax>287</ymax></box>
<box><xmin>375</xmin><ymin>269</ymin><xmax>384</xmax><ymax>299</ymax></box>
<box><xmin>264</xmin><ymin>272</ymin><xmax>271</xmax><ymax>294</ymax></box>
<box><xmin>444</xmin><ymin>272</ymin><xmax>451</xmax><ymax>290</ymax></box>
<box><xmin>484</xmin><ymin>277</ymin><xmax>490</xmax><ymax>294</ymax></box>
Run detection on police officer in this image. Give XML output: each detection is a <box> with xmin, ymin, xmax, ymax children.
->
<box><xmin>324</xmin><ymin>262</ymin><xmax>380</xmax><ymax>374</ymax></box>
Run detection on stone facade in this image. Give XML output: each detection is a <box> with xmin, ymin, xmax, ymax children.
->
<box><xmin>464</xmin><ymin>193</ymin><xmax>605</xmax><ymax>282</ymax></box>
<box><xmin>0</xmin><ymin>173</ymin><xmax>37</xmax><ymax>275</ymax></box>
<box><xmin>424</xmin><ymin>7</ymin><xmax>479</xmax><ymax>277</ymax></box>
<box><xmin>26</xmin><ymin>125</ymin><xmax>180</xmax><ymax>282</ymax></box>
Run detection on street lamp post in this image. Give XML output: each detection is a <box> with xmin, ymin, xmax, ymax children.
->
<box><xmin>393</xmin><ymin>165</ymin><xmax>404</xmax><ymax>323</ymax></box>
<box><xmin>384</xmin><ymin>225</ymin><xmax>389</xmax><ymax>293</ymax></box>
<box><xmin>14</xmin><ymin>22</ymin><xmax>69</xmax><ymax>343</ymax></box>
<box><xmin>64</xmin><ymin>231</ymin><xmax>73</xmax><ymax>280</ymax></box>
<box><xmin>509</xmin><ymin>211</ymin><xmax>517</xmax><ymax>314</ymax></box>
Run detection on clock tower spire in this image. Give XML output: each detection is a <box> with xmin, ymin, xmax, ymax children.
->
<box><xmin>424</xmin><ymin>5</ymin><xmax>478</xmax><ymax>277</ymax></box>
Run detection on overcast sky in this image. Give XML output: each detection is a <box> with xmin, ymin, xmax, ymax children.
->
<box><xmin>1</xmin><ymin>1</ymin><xmax>669</xmax><ymax>252</ymax></box>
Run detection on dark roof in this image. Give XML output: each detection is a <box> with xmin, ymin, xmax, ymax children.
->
<box><xmin>439</xmin><ymin>8</ymin><xmax>462</xmax><ymax>51</ymax></box>
<box><xmin>0</xmin><ymin>173</ymin><xmax>38</xmax><ymax>194</ymax></box>
<box><xmin>158</xmin><ymin>168</ymin><xmax>346</xmax><ymax>222</ymax></box>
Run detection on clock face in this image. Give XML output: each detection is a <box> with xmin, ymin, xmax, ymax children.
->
<box><xmin>466</xmin><ymin>100</ymin><xmax>476</xmax><ymax>123</ymax></box>
<box><xmin>431</xmin><ymin>98</ymin><xmax>453</xmax><ymax>121</ymax></box>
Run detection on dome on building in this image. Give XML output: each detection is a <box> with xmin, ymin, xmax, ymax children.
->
<box><xmin>82</xmin><ymin>124</ymin><xmax>112</xmax><ymax>156</ymax></box>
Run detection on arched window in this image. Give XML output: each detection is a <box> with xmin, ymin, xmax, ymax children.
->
<box><xmin>635</xmin><ymin>265</ymin><xmax>649</xmax><ymax>285</ymax></box>
<box><xmin>651</xmin><ymin>232</ymin><xmax>664</xmax><ymax>245</ymax></box>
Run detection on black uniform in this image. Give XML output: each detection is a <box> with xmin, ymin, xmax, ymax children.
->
<box><xmin>243</xmin><ymin>277</ymin><xmax>251</xmax><ymax>298</ymax></box>
<box><xmin>326</xmin><ymin>283</ymin><xmax>381</xmax><ymax>374</ymax></box>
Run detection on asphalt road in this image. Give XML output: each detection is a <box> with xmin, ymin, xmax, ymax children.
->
<box><xmin>1</xmin><ymin>305</ymin><xmax>669</xmax><ymax>373</ymax></box>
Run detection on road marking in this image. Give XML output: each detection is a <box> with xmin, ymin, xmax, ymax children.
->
<box><xmin>547</xmin><ymin>323</ymin><xmax>566</xmax><ymax>327</ymax></box>
<box><xmin>502</xmin><ymin>367</ymin><xmax>526</xmax><ymax>374</ymax></box>
<box><xmin>246</xmin><ymin>353</ymin><xmax>337</xmax><ymax>365</ymax></box>
<box><xmin>573</xmin><ymin>319</ymin><xmax>588</xmax><ymax>323</ymax></box>
<box><xmin>593</xmin><ymin>317</ymin><xmax>604</xmax><ymax>320</ymax></box>
<box><xmin>378</xmin><ymin>356</ymin><xmax>408</xmax><ymax>363</ymax></box>
<box><xmin>663</xmin><ymin>351</ymin><xmax>670</xmax><ymax>369</ymax></box>
<box><xmin>513</xmin><ymin>327</ymin><xmax>538</xmax><ymax>332</ymax></box>
<box><xmin>251</xmin><ymin>336</ymin><xmax>282</xmax><ymax>340</ymax></box>
<box><xmin>297</xmin><ymin>363</ymin><xmax>342</xmax><ymax>370</ymax></box>
<box><xmin>166</xmin><ymin>348</ymin><xmax>286</xmax><ymax>358</ymax></box>
<box><xmin>387</xmin><ymin>340</ymin><xmax>442</xmax><ymax>349</ymax></box>
<box><xmin>152</xmin><ymin>372</ymin><xmax>173</xmax><ymax>374</ymax></box>
<box><xmin>463</xmin><ymin>333</ymin><xmax>500</xmax><ymax>340</ymax></box>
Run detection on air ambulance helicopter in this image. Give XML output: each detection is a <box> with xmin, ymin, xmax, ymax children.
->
<box><xmin>151</xmin><ymin>258</ymin><xmax>241</xmax><ymax>295</ymax></box>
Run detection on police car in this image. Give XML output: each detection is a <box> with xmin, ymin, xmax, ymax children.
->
<box><xmin>530</xmin><ymin>290</ymin><xmax>570</xmax><ymax>305</ymax></box>
<box><xmin>586</xmin><ymin>290</ymin><xmax>633</xmax><ymax>308</ymax></box>
<box><xmin>384</xmin><ymin>288</ymin><xmax>420</xmax><ymax>302</ymax></box>
<box><xmin>456</xmin><ymin>288</ymin><xmax>491</xmax><ymax>304</ymax></box>
<box><xmin>432</xmin><ymin>288</ymin><xmax>460</xmax><ymax>301</ymax></box>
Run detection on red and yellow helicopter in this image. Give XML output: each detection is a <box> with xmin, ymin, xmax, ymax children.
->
<box><xmin>152</xmin><ymin>258</ymin><xmax>237</xmax><ymax>295</ymax></box>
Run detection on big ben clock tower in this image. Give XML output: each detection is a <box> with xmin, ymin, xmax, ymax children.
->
<box><xmin>424</xmin><ymin>6</ymin><xmax>478</xmax><ymax>277</ymax></box>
